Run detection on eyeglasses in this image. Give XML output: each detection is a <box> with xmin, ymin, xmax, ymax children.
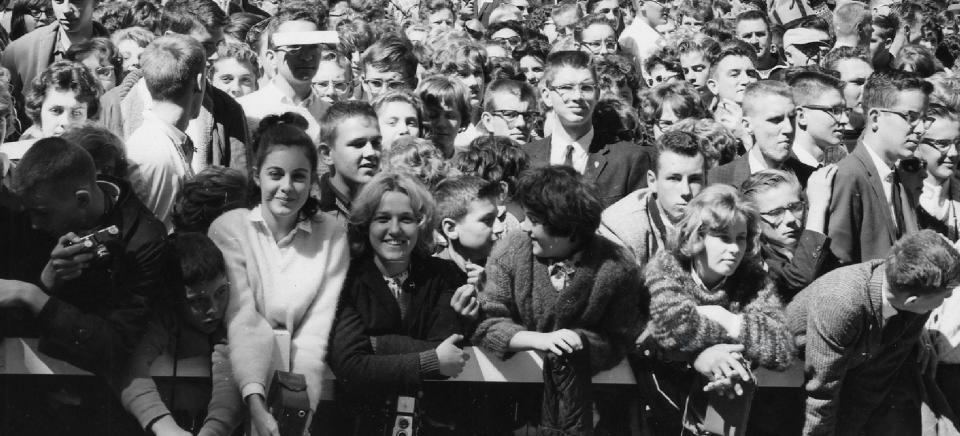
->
<box><xmin>759</xmin><ymin>200</ymin><xmax>807</xmax><ymax>225</ymax></box>
<box><xmin>547</xmin><ymin>82</ymin><xmax>598</xmax><ymax>97</ymax></box>
<box><xmin>874</xmin><ymin>108</ymin><xmax>936</xmax><ymax>129</ymax></box>
<box><xmin>921</xmin><ymin>138</ymin><xmax>959</xmax><ymax>160</ymax></box>
<box><xmin>490</xmin><ymin>110</ymin><xmax>540</xmax><ymax>122</ymax></box>
<box><xmin>363</xmin><ymin>78</ymin><xmax>410</xmax><ymax>91</ymax></box>
<box><xmin>492</xmin><ymin>35</ymin><xmax>522</xmax><ymax>48</ymax></box>
<box><xmin>647</xmin><ymin>72</ymin><xmax>678</xmax><ymax>87</ymax></box>
<box><xmin>274</xmin><ymin>44</ymin><xmax>323</xmax><ymax>59</ymax></box>
<box><xmin>313</xmin><ymin>80</ymin><xmax>351</xmax><ymax>93</ymax></box>
<box><xmin>801</xmin><ymin>104</ymin><xmax>851</xmax><ymax>119</ymax></box>
<box><xmin>592</xmin><ymin>7</ymin><xmax>620</xmax><ymax>15</ymax></box>
<box><xmin>579</xmin><ymin>39</ymin><xmax>619</xmax><ymax>54</ymax></box>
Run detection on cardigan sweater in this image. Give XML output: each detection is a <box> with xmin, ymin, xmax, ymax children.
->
<box><xmin>473</xmin><ymin>231</ymin><xmax>647</xmax><ymax>373</ymax></box>
<box><xmin>208</xmin><ymin>206</ymin><xmax>348</xmax><ymax>411</ymax></box>
<box><xmin>327</xmin><ymin>254</ymin><xmax>466</xmax><ymax>398</ymax></box>
<box><xmin>644</xmin><ymin>250</ymin><xmax>794</xmax><ymax>370</ymax></box>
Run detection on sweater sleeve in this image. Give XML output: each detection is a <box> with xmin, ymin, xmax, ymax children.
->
<box><xmin>472</xmin><ymin>251</ymin><xmax>526</xmax><ymax>360</ymax></box>
<box><xmin>197</xmin><ymin>343</ymin><xmax>243</xmax><ymax>436</ymax></box>
<box><xmin>738</xmin><ymin>276</ymin><xmax>795</xmax><ymax>370</ymax></box>
<box><xmin>646</xmin><ymin>256</ymin><xmax>729</xmax><ymax>354</ymax></box>
<box><xmin>208</xmin><ymin>214</ymin><xmax>275</xmax><ymax>401</ymax></box>
<box><xmin>115</xmin><ymin>321</ymin><xmax>171</xmax><ymax>430</ymax></box>
<box><xmin>574</xmin><ymin>260</ymin><xmax>648</xmax><ymax>373</ymax></box>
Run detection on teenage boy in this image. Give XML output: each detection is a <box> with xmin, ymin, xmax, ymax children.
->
<box><xmin>832</xmin><ymin>1</ymin><xmax>873</xmax><ymax>51</ymax></box>
<box><xmin>126</xmin><ymin>34</ymin><xmax>208</xmax><ymax>233</ymax></box>
<box><xmin>619</xmin><ymin>0</ymin><xmax>668</xmax><ymax>73</ymax></box>
<box><xmin>870</xmin><ymin>14</ymin><xmax>899</xmax><ymax>70</ymax></box>
<box><xmin>789</xmin><ymin>71</ymin><xmax>850</xmax><ymax>170</ymax></box>
<box><xmin>709</xmin><ymin>80</ymin><xmax>813</xmax><ymax>188</ymax></box>
<box><xmin>735</xmin><ymin>10</ymin><xmax>778</xmax><ymax>76</ymax></box>
<box><xmin>360</xmin><ymin>35</ymin><xmax>419</xmax><ymax>102</ymax></box>
<box><xmin>788</xmin><ymin>230</ymin><xmax>960</xmax><ymax>436</ymax></box>
<box><xmin>828</xmin><ymin>69</ymin><xmax>930</xmax><ymax>266</ymax></box>
<box><xmin>781</xmin><ymin>26</ymin><xmax>833</xmax><ymax>68</ymax></box>
<box><xmin>705</xmin><ymin>41</ymin><xmax>759</xmax><ymax>109</ymax></box>
<box><xmin>523</xmin><ymin>51</ymin><xmax>652</xmax><ymax>208</ymax></box>
<box><xmin>318</xmin><ymin>101</ymin><xmax>383</xmax><ymax>223</ymax></box>
<box><xmin>239</xmin><ymin>18</ymin><xmax>332</xmax><ymax>142</ymax></box>
<box><xmin>478</xmin><ymin>79</ymin><xmax>539</xmax><ymax>144</ymax></box>
<box><xmin>600</xmin><ymin>130</ymin><xmax>706</xmax><ymax>267</ymax></box>
<box><xmin>824</xmin><ymin>47</ymin><xmax>874</xmax><ymax>151</ymax></box>
<box><xmin>99</xmin><ymin>0</ymin><xmax>250</xmax><ymax>172</ymax></box>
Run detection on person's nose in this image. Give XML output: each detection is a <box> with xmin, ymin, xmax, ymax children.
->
<box><xmin>678</xmin><ymin>178</ymin><xmax>692</xmax><ymax>199</ymax></box>
<box><xmin>492</xmin><ymin>216</ymin><xmax>506</xmax><ymax>239</ymax></box>
<box><xmin>387</xmin><ymin>218</ymin><xmax>403</xmax><ymax>235</ymax></box>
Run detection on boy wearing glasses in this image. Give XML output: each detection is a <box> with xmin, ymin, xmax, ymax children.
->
<box><xmin>828</xmin><ymin>69</ymin><xmax>931</xmax><ymax>266</ymax></box>
<box><xmin>575</xmin><ymin>14</ymin><xmax>619</xmax><ymax>60</ymax></box>
<box><xmin>788</xmin><ymin>71</ymin><xmax>850</xmax><ymax>170</ymax></box>
<box><xmin>522</xmin><ymin>50</ymin><xmax>651</xmax><ymax>208</ymax></box>
<box><xmin>238</xmin><ymin>24</ymin><xmax>333</xmax><ymax>143</ymax></box>
<box><xmin>359</xmin><ymin>35</ymin><xmax>419</xmax><ymax>101</ymax></box>
<box><xmin>478</xmin><ymin>79</ymin><xmax>539</xmax><ymax>144</ymax></box>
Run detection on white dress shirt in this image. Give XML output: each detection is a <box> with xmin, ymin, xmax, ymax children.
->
<box><xmin>238</xmin><ymin>80</ymin><xmax>329</xmax><ymax>143</ymax></box>
<box><xmin>126</xmin><ymin>111</ymin><xmax>195</xmax><ymax>233</ymax></box>
<box><xmin>550</xmin><ymin>127</ymin><xmax>593</xmax><ymax>175</ymax></box>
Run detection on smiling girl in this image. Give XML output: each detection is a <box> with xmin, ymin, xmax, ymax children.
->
<box><xmin>208</xmin><ymin>112</ymin><xmax>349</xmax><ymax>436</ymax></box>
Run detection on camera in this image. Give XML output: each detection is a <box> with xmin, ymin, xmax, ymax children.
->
<box><xmin>65</xmin><ymin>225</ymin><xmax>120</xmax><ymax>261</ymax></box>
<box><xmin>389</xmin><ymin>395</ymin><xmax>418</xmax><ymax>436</ymax></box>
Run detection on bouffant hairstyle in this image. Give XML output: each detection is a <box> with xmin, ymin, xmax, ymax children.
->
<box><xmin>348</xmin><ymin>171</ymin><xmax>438</xmax><ymax>257</ymax></box>
<box><xmin>514</xmin><ymin>165</ymin><xmax>602</xmax><ymax>243</ymax></box>
<box><xmin>24</xmin><ymin>61</ymin><xmax>102</xmax><ymax>126</ymax></box>
<box><xmin>672</xmin><ymin>184</ymin><xmax>761</xmax><ymax>266</ymax></box>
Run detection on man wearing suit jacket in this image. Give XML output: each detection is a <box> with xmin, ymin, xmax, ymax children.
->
<box><xmin>787</xmin><ymin>230</ymin><xmax>960</xmax><ymax>436</ymax></box>
<box><xmin>708</xmin><ymin>80</ymin><xmax>815</xmax><ymax>189</ymax></box>
<box><xmin>522</xmin><ymin>50</ymin><xmax>651</xmax><ymax>208</ymax></box>
<box><xmin>826</xmin><ymin>69</ymin><xmax>931</xmax><ymax>266</ymax></box>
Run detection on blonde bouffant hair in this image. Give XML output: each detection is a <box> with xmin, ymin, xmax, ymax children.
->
<box><xmin>672</xmin><ymin>184</ymin><xmax>761</xmax><ymax>268</ymax></box>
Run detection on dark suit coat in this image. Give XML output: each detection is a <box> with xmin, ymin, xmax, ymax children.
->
<box><xmin>787</xmin><ymin>260</ymin><xmax>928</xmax><ymax>436</ymax></box>
<box><xmin>522</xmin><ymin>135</ymin><xmax>652</xmax><ymax>208</ymax></box>
<box><xmin>826</xmin><ymin>143</ymin><xmax>920</xmax><ymax>267</ymax></box>
<box><xmin>707</xmin><ymin>154</ymin><xmax>815</xmax><ymax>189</ymax></box>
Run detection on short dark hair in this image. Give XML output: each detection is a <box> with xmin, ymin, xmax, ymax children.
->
<box><xmin>787</xmin><ymin>70</ymin><xmax>844</xmax><ymax>107</ymax></box>
<box><xmin>823</xmin><ymin>46</ymin><xmax>870</xmax><ymax>71</ymax></box>
<box><xmin>893</xmin><ymin>44</ymin><xmax>938</xmax><ymax>78</ymax></box>
<box><xmin>653</xmin><ymin>130</ymin><xmax>705</xmax><ymax>174</ymax></box>
<box><xmin>361</xmin><ymin>34</ymin><xmax>419</xmax><ymax>83</ymax></box>
<box><xmin>454</xmin><ymin>136</ymin><xmax>530</xmax><ymax>197</ymax></box>
<box><xmin>253</xmin><ymin>112</ymin><xmax>320</xmax><ymax>221</ymax></box>
<box><xmin>486</xmin><ymin>20</ymin><xmax>524</xmax><ymax>40</ymax></box>
<box><xmin>24</xmin><ymin>61</ymin><xmax>101</xmax><ymax>126</ymax></box>
<box><xmin>65</xmin><ymin>37</ymin><xmax>121</xmax><ymax>84</ymax></box>
<box><xmin>224</xmin><ymin>12</ymin><xmax>266</xmax><ymax>43</ymax></box>
<box><xmin>212</xmin><ymin>42</ymin><xmax>261</xmax><ymax>77</ymax></box>
<box><xmin>140</xmin><ymin>35</ymin><xmax>207</xmax><ymax>102</ymax></box>
<box><xmin>172</xmin><ymin>166</ymin><xmax>250</xmax><ymax>233</ymax></box>
<box><xmin>160</xmin><ymin>0</ymin><xmax>228</xmax><ymax>35</ymax></box>
<box><xmin>12</xmin><ymin>137</ymin><xmax>97</xmax><ymax>196</ymax></box>
<box><xmin>170</xmin><ymin>232</ymin><xmax>226</xmax><ymax>285</ymax></box>
<box><xmin>639</xmin><ymin>81</ymin><xmax>709</xmax><ymax>123</ymax></box>
<box><xmin>735</xmin><ymin>9</ymin><xmax>767</xmax><ymax>30</ymax></box>
<box><xmin>483</xmin><ymin>79</ymin><xmax>538</xmax><ymax>112</ymax></box>
<box><xmin>886</xmin><ymin>229</ymin><xmax>960</xmax><ymax>296</ymax></box>
<box><xmin>543</xmin><ymin>50</ymin><xmax>596</xmax><ymax>87</ymax></box>
<box><xmin>433</xmin><ymin>175</ymin><xmax>502</xmax><ymax>224</ymax></box>
<box><xmin>319</xmin><ymin>100</ymin><xmax>379</xmax><ymax>146</ymax></box>
<box><xmin>677</xmin><ymin>0</ymin><xmax>713</xmax><ymax>22</ymax></box>
<box><xmin>59</xmin><ymin>123</ymin><xmax>127</xmax><ymax>179</ymax></box>
<box><xmin>862</xmin><ymin>69</ymin><xmax>933</xmax><ymax>114</ymax></box>
<box><xmin>707</xmin><ymin>40</ymin><xmax>758</xmax><ymax>80</ymax></box>
<box><xmin>514</xmin><ymin>165</ymin><xmax>603</xmax><ymax>242</ymax></box>
<box><xmin>873</xmin><ymin>14</ymin><xmax>899</xmax><ymax>40</ymax></box>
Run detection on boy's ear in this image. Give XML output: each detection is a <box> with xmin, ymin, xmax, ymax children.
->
<box><xmin>646</xmin><ymin>168</ymin><xmax>657</xmax><ymax>189</ymax></box>
<box><xmin>319</xmin><ymin>143</ymin><xmax>334</xmax><ymax>166</ymax></box>
<box><xmin>706</xmin><ymin>77</ymin><xmax>718</xmax><ymax>95</ymax></box>
<box><xmin>440</xmin><ymin>217</ymin><xmax>459</xmax><ymax>240</ymax></box>
<box><xmin>498</xmin><ymin>181</ymin><xmax>510</xmax><ymax>200</ymax></box>
<box><xmin>740</xmin><ymin>116</ymin><xmax>753</xmax><ymax>136</ymax></box>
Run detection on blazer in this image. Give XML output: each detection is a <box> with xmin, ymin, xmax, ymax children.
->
<box><xmin>787</xmin><ymin>260</ymin><xmax>928</xmax><ymax>436</ymax></box>
<box><xmin>522</xmin><ymin>135</ymin><xmax>652</xmax><ymax>208</ymax></box>
<box><xmin>826</xmin><ymin>143</ymin><xmax>920</xmax><ymax>267</ymax></box>
<box><xmin>707</xmin><ymin>154</ymin><xmax>815</xmax><ymax>189</ymax></box>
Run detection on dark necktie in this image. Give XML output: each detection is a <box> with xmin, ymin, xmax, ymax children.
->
<box><xmin>891</xmin><ymin>171</ymin><xmax>905</xmax><ymax>239</ymax></box>
<box><xmin>563</xmin><ymin>144</ymin><xmax>574</xmax><ymax>168</ymax></box>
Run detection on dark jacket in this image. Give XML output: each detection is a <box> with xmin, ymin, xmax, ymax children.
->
<box><xmin>707</xmin><ymin>154</ymin><xmax>815</xmax><ymax>189</ymax></box>
<box><xmin>327</xmin><ymin>254</ymin><xmax>466</xmax><ymax>400</ymax></box>
<box><xmin>762</xmin><ymin>229</ymin><xmax>831</xmax><ymax>303</ymax></box>
<box><xmin>522</xmin><ymin>135</ymin><xmax>652</xmax><ymax>208</ymax></box>
<box><xmin>35</xmin><ymin>176</ymin><xmax>178</xmax><ymax>374</ymax></box>
<box><xmin>787</xmin><ymin>260</ymin><xmax>928</xmax><ymax>436</ymax></box>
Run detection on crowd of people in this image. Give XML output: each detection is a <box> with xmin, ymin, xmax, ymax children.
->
<box><xmin>2</xmin><ymin>0</ymin><xmax>960</xmax><ymax>435</ymax></box>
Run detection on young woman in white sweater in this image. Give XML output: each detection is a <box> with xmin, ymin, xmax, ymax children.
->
<box><xmin>208</xmin><ymin>112</ymin><xmax>349</xmax><ymax>436</ymax></box>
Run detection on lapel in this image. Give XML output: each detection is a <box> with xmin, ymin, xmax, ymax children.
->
<box><xmin>735</xmin><ymin>157</ymin><xmax>751</xmax><ymax>183</ymax></box>
<box><xmin>36</xmin><ymin>24</ymin><xmax>58</xmax><ymax>72</ymax></box>
<box><xmin>851</xmin><ymin>143</ymin><xmax>897</xmax><ymax>242</ymax></box>
<box><xmin>585</xmin><ymin>136</ymin><xmax>610</xmax><ymax>184</ymax></box>
<box><xmin>866</xmin><ymin>261</ymin><xmax>886</xmax><ymax>342</ymax></box>
<box><xmin>356</xmin><ymin>256</ymin><xmax>403</xmax><ymax>325</ymax></box>
<box><xmin>524</xmin><ymin>137</ymin><xmax>551</xmax><ymax>166</ymax></box>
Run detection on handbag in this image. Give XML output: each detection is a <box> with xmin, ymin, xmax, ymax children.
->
<box><xmin>267</xmin><ymin>370</ymin><xmax>312</xmax><ymax>436</ymax></box>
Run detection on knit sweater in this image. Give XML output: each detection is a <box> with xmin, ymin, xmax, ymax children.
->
<box><xmin>208</xmin><ymin>206</ymin><xmax>348</xmax><ymax>411</ymax></box>
<box><xmin>644</xmin><ymin>250</ymin><xmax>794</xmax><ymax>370</ymax></box>
<box><xmin>598</xmin><ymin>187</ymin><xmax>674</xmax><ymax>268</ymax></box>
<box><xmin>473</xmin><ymin>231</ymin><xmax>647</xmax><ymax>373</ymax></box>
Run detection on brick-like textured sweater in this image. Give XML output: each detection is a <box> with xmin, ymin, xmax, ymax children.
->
<box><xmin>644</xmin><ymin>250</ymin><xmax>794</xmax><ymax>370</ymax></box>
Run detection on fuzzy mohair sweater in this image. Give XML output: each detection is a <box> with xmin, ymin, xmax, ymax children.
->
<box><xmin>473</xmin><ymin>231</ymin><xmax>648</xmax><ymax>373</ymax></box>
<box><xmin>644</xmin><ymin>250</ymin><xmax>794</xmax><ymax>370</ymax></box>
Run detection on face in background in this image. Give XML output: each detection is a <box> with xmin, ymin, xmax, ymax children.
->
<box><xmin>797</xmin><ymin>89</ymin><xmax>849</xmax><ymax>148</ymax></box>
<box><xmin>650</xmin><ymin>150</ymin><xmax>705</xmax><ymax>223</ymax></box>
<box><xmin>519</xmin><ymin>55</ymin><xmax>545</xmax><ymax>86</ymax></box>
<box><xmin>40</xmin><ymin>88</ymin><xmax>88</xmax><ymax>138</ymax></box>
<box><xmin>589</xmin><ymin>0</ymin><xmax>620</xmax><ymax>24</ymax></box>
<box><xmin>427</xmin><ymin>8</ymin><xmax>455</xmax><ymax>30</ymax></box>
<box><xmin>744</xmin><ymin>94</ymin><xmax>796</xmax><ymax>165</ymax></box>
<box><xmin>116</xmin><ymin>39</ymin><xmax>145</xmax><ymax>74</ymax></box>
<box><xmin>211</xmin><ymin>58</ymin><xmax>258</xmax><ymax>98</ymax></box>
<box><xmin>871</xmin><ymin>89</ymin><xmax>929</xmax><ymax>163</ymax></box>
<box><xmin>834</xmin><ymin>58</ymin><xmax>873</xmax><ymax>114</ymax></box>
<box><xmin>377</xmin><ymin>101</ymin><xmax>421</xmax><ymax>149</ymax></box>
<box><xmin>552</xmin><ymin>9</ymin><xmax>580</xmax><ymax>38</ymax></box>
<box><xmin>369</xmin><ymin>191</ymin><xmax>420</xmax><ymax>268</ymax></box>
<box><xmin>490</xmin><ymin>27</ymin><xmax>522</xmax><ymax>57</ymax></box>
<box><xmin>680</xmin><ymin>51</ymin><xmax>710</xmax><ymax>87</ymax></box>
<box><xmin>917</xmin><ymin>116</ymin><xmax>960</xmax><ymax>181</ymax></box>
<box><xmin>870</xmin><ymin>26</ymin><xmax>893</xmax><ymax>58</ymax></box>
<box><xmin>482</xmin><ymin>91</ymin><xmax>532</xmax><ymax>143</ymax></box>
<box><xmin>425</xmin><ymin>102</ymin><xmax>462</xmax><ymax>156</ymax></box>
<box><xmin>652</xmin><ymin>102</ymin><xmax>678</xmax><ymax>139</ymax></box>
<box><xmin>255</xmin><ymin>145</ymin><xmax>312</xmax><ymax>222</ymax></box>
<box><xmin>707</xmin><ymin>55</ymin><xmax>758</xmax><ymax>103</ymax></box>
<box><xmin>78</xmin><ymin>54</ymin><xmax>115</xmax><ymax>93</ymax></box>
<box><xmin>696</xmin><ymin>218</ymin><xmax>748</xmax><ymax>281</ymax></box>
<box><xmin>753</xmin><ymin>182</ymin><xmax>804</xmax><ymax>249</ymax></box>
<box><xmin>51</xmin><ymin>0</ymin><xmax>94</xmax><ymax>32</ymax></box>
<box><xmin>679</xmin><ymin>14</ymin><xmax>704</xmax><ymax>32</ymax></box>
<box><xmin>181</xmin><ymin>275</ymin><xmax>229</xmax><ymax>334</ymax></box>
<box><xmin>736</xmin><ymin>19</ymin><xmax>771</xmax><ymax>59</ymax></box>
<box><xmin>445</xmin><ymin>197</ymin><xmax>504</xmax><ymax>261</ymax></box>
<box><xmin>783</xmin><ymin>40</ymin><xmax>831</xmax><ymax>67</ymax></box>
<box><xmin>322</xmin><ymin>116</ymin><xmax>383</xmax><ymax>189</ymax></box>
<box><xmin>520</xmin><ymin>213</ymin><xmax>578</xmax><ymax>259</ymax></box>
<box><xmin>646</xmin><ymin>63</ymin><xmax>679</xmax><ymax>87</ymax></box>
<box><xmin>544</xmin><ymin>66</ymin><xmax>599</xmax><ymax>129</ymax></box>
<box><xmin>187</xmin><ymin>25</ymin><xmax>225</xmax><ymax>60</ymax></box>
<box><xmin>455</xmin><ymin>68</ymin><xmax>485</xmax><ymax>111</ymax></box>
<box><xmin>312</xmin><ymin>60</ymin><xmax>351</xmax><ymax>103</ymax></box>
<box><xmin>599</xmin><ymin>77</ymin><xmax>634</xmax><ymax>106</ymax></box>
<box><xmin>641</xmin><ymin>0</ymin><xmax>669</xmax><ymax>27</ymax></box>
<box><xmin>270</xmin><ymin>21</ymin><xmax>322</xmax><ymax>87</ymax></box>
<box><xmin>578</xmin><ymin>23</ymin><xmax>618</xmax><ymax>58</ymax></box>
<box><xmin>363</xmin><ymin>67</ymin><xmax>411</xmax><ymax>101</ymax></box>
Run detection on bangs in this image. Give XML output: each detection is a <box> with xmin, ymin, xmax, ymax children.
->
<box><xmin>701</xmin><ymin>201</ymin><xmax>749</xmax><ymax>236</ymax></box>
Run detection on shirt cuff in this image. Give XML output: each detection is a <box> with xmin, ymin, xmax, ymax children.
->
<box><xmin>241</xmin><ymin>382</ymin><xmax>266</xmax><ymax>402</ymax></box>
